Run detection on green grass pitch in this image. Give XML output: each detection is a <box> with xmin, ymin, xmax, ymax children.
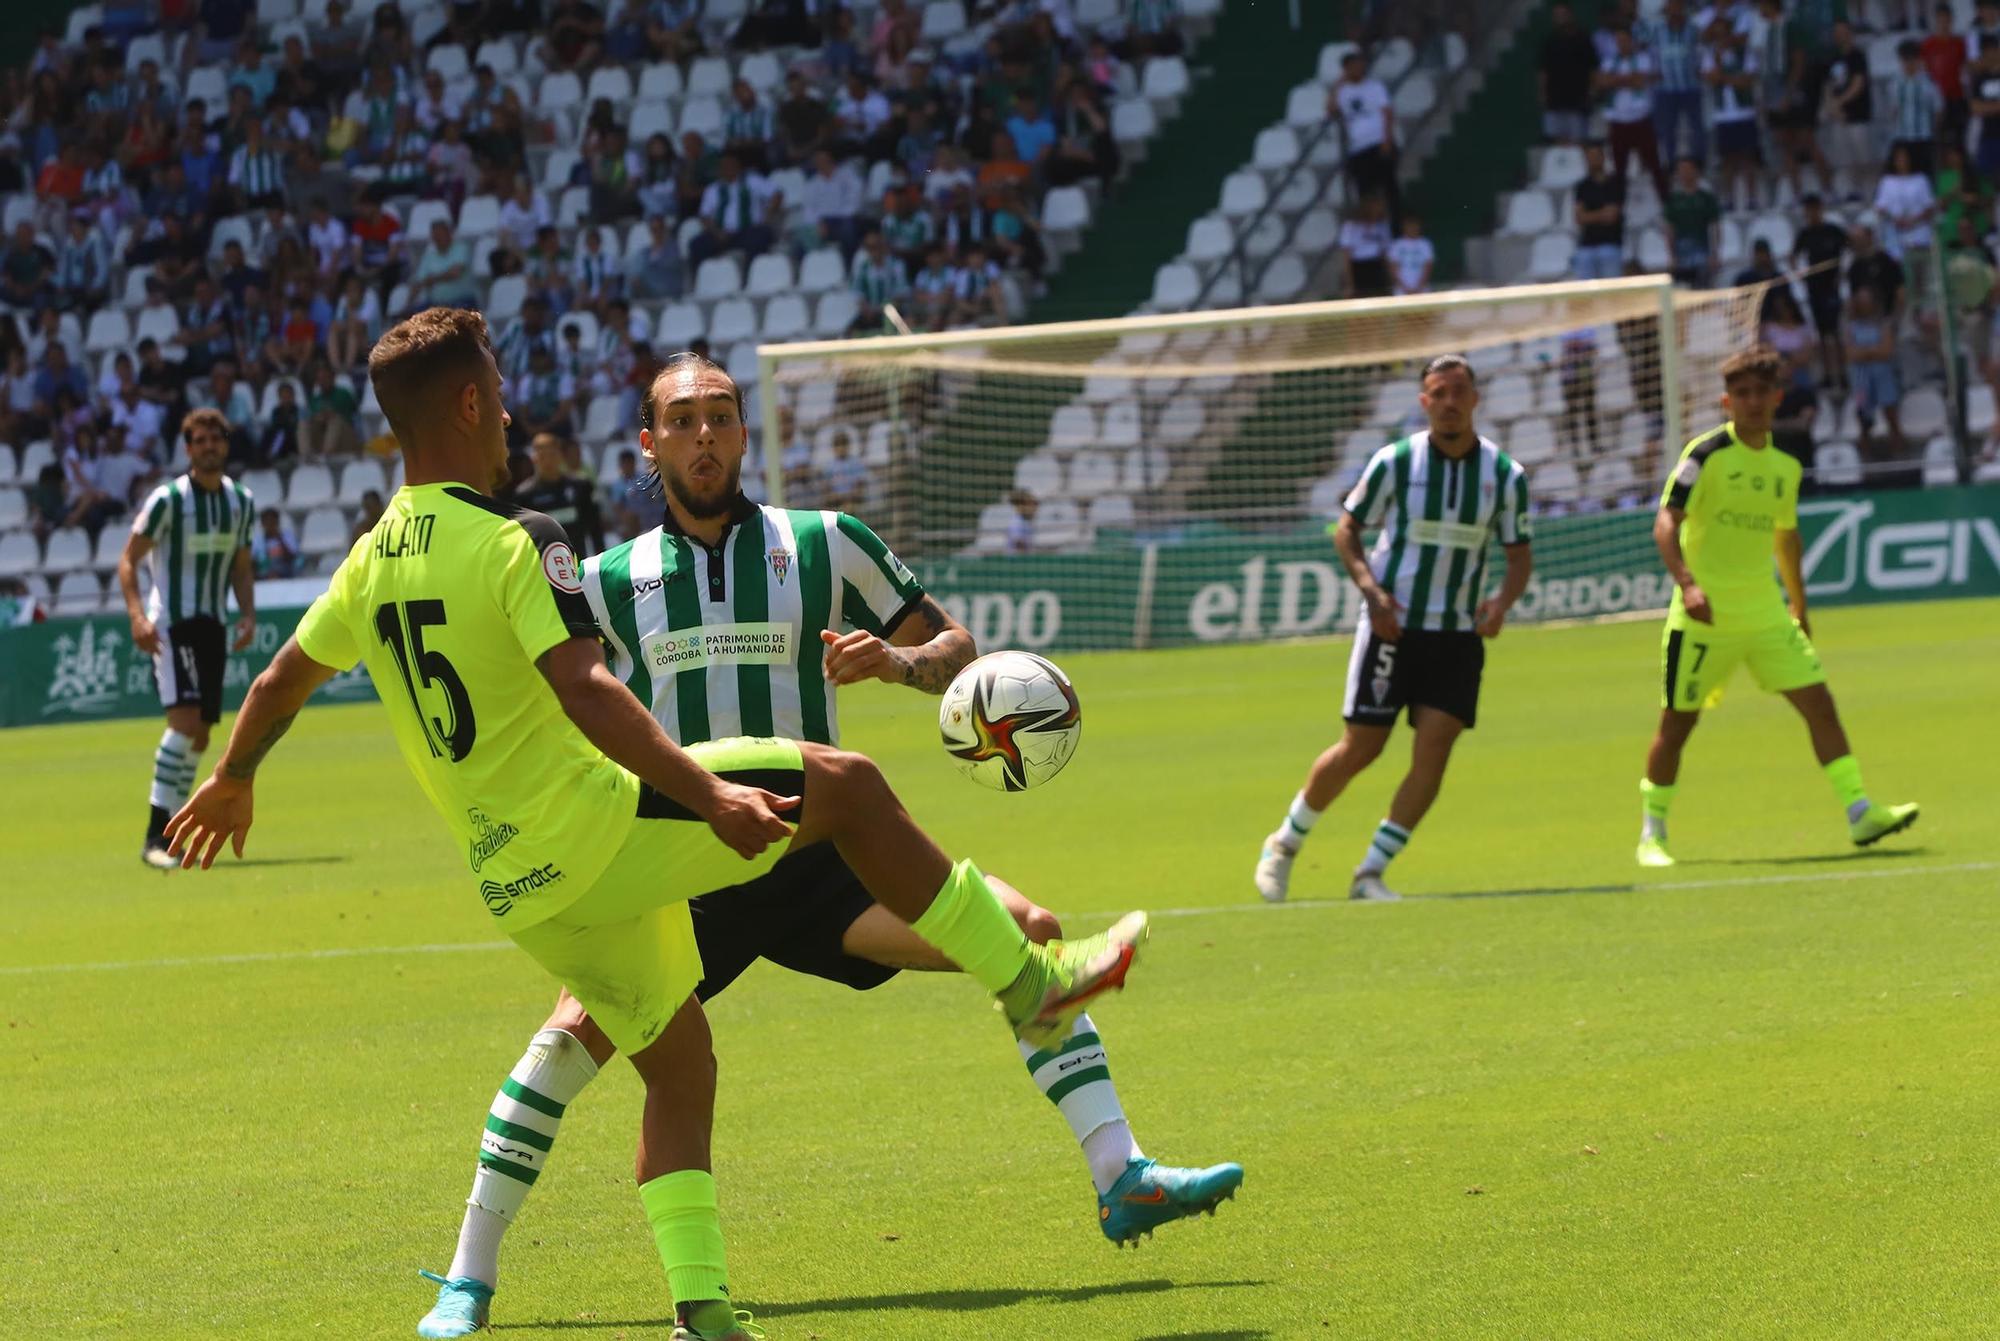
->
<box><xmin>6</xmin><ymin>597</ymin><xmax>1998</xmax><ymax>1339</ymax></box>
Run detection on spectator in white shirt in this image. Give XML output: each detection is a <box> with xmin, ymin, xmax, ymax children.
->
<box><xmin>798</xmin><ymin>148</ymin><xmax>865</xmax><ymax>256</ymax></box>
<box><xmin>412</xmin><ymin>68</ymin><xmax>462</xmax><ymax>134</ymax></box>
<box><xmin>923</xmin><ymin>143</ymin><xmax>976</xmax><ymax>204</ymax></box>
<box><xmin>1339</xmin><ymin>192</ymin><xmax>1393</xmax><ymax>298</ymax></box>
<box><xmin>499</xmin><ymin>177</ymin><xmax>551</xmax><ymax>254</ymax></box>
<box><xmin>570</xmin><ymin>226</ymin><xmax>621</xmax><ymax>311</ymax></box>
<box><xmin>832</xmin><ymin>72</ymin><xmax>893</xmax><ymax>159</ymax></box>
<box><xmin>1329</xmin><ymin>49</ymin><xmax>1397</xmax><ymax>218</ymax></box>
<box><xmin>1872</xmin><ymin>142</ymin><xmax>1936</xmax><ymax>262</ymax></box>
<box><xmin>688</xmin><ymin>152</ymin><xmax>780</xmax><ymax>265</ymax></box>
<box><xmin>1387</xmin><ymin>213</ymin><xmax>1435</xmax><ymax>295</ymax></box>
<box><xmin>1597</xmin><ymin>26</ymin><xmax>1671</xmax><ymax>200</ymax></box>
<box><xmin>306</xmin><ymin>201</ymin><xmax>349</xmax><ymax>277</ymax></box>
<box><xmin>109</xmin><ymin>377</ymin><xmax>166</xmax><ymax>452</ymax></box>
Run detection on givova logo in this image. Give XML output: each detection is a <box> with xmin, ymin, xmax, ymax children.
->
<box><xmin>1800</xmin><ymin>498</ymin><xmax>2000</xmax><ymax>596</ymax></box>
<box><xmin>479</xmin><ymin>864</ymin><xmax>564</xmax><ymax>917</ymax></box>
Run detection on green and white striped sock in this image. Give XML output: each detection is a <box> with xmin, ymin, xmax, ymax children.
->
<box><xmin>447</xmin><ymin>1029</ymin><xmax>600</xmax><ymax>1286</ymax></box>
<box><xmin>149</xmin><ymin>728</ymin><xmax>199</xmax><ymax>816</ymax></box>
<box><xmin>1018</xmin><ymin>1013</ymin><xmax>1143</xmax><ymax>1194</ymax></box>
<box><xmin>1356</xmin><ymin>819</ymin><xmax>1411</xmax><ymax>876</ymax></box>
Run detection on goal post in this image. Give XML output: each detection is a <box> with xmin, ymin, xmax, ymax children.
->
<box><xmin>755</xmin><ymin>275</ymin><xmax>1767</xmax><ymax>654</ymax></box>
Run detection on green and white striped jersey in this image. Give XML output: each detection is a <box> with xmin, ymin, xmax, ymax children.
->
<box><xmin>131</xmin><ymin>473</ymin><xmax>255</xmax><ymax>625</ymax></box>
<box><xmin>1342</xmin><ymin>430</ymin><xmax>1532</xmax><ymax>634</ymax></box>
<box><xmin>580</xmin><ymin>498</ymin><xmax>924</xmax><ymax>747</ymax></box>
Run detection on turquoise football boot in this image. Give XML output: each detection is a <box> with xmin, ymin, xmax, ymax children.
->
<box><xmin>1097</xmin><ymin>1158</ymin><xmax>1245</xmax><ymax>1246</ymax></box>
<box><xmin>417</xmin><ymin>1269</ymin><xmax>492</xmax><ymax>1338</ymax></box>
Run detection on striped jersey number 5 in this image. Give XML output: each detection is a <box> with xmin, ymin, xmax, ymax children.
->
<box><xmin>374</xmin><ymin>599</ymin><xmax>477</xmax><ymax>761</ymax></box>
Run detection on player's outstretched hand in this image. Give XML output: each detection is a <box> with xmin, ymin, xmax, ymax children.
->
<box><xmin>1681</xmin><ymin>583</ymin><xmax>1714</xmax><ymax>624</ymax></box>
<box><xmin>1474</xmin><ymin>599</ymin><xmax>1508</xmax><ymax>639</ymax></box>
<box><xmin>820</xmin><ymin>628</ymin><xmax>900</xmax><ymax>685</ymax></box>
<box><xmin>231</xmin><ymin>612</ymin><xmax>256</xmax><ymax>652</ymax></box>
<box><xmin>130</xmin><ymin>613</ymin><xmax>160</xmax><ymax>657</ymax></box>
<box><xmin>704</xmin><ymin>782</ymin><xmax>799</xmax><ymax>860</ymax></box>
<box><xmin>1365</xmin><ymin>589</ymin><xmax>1404</xmax><ymax>642</ymax></box>
<box><xmin>165</xmin><ymin>775</ymin><xmax>254</xmax><ymax>870</ymax></box>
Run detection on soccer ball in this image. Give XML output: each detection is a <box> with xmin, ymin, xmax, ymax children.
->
<box><xmin>939</xmin><ymin>651</ymin><xmax>1082</xmax><ymax>791</ymax></box>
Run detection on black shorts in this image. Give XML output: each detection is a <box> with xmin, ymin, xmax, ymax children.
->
<box><xmin>1342</xmin><ymin>627</ymin><xmax>1485</xmax><ymax>729</ymax></box>
<box><xmin>155</xmin><ymin>615</ymin><xmax>226</xmax><ymax>722</ymax></box>
<box><xmin>688</xmin><ymin>842</ymin><xmax>895</xmax><ymax>1002</ymax></box>
<box><xmin>1808</xmin><ymin>288</ymin><xmax>1843</xmax><ymax>334</ymax></box>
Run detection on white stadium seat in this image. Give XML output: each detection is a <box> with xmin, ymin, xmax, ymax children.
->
<box><xmin>1041</xmin><ymin>186</ymin><xmax>1090</xmax><ymax>233</ymax></box>
<box><xmin>637</xmin><ymin>61</ymin><xmax>684</xmax><ymax>102</ymax></box>
<box><xmin>1142</xmin><ymin>56</ymin><xmax>1190</xmax><ymax>104</ymax></box>
<box><xmin>1087</xmin><ymin>493</ymin><xmax>1136</xmax><ymax>531</ymax></box>
<box><xmin>707</xmin><ymin>298</ymin><xmax>758</xmax><ymax>346</ymax></box>
<box><xmin>337</xmin><ymin>460</ymin><xmax>385</xmax><ymax>505</ymax></box>
<box><xmin>1065</xmin><ymin>449</ymin><xmax>1119</xmax><ymax>498</ymax></box>
<box><xmin>1185</xmin><ymin>215</ymin><xmax>1233</xmax><ymax>264</ymax></box>
<box><xmin>657</xmin><ymin>301</ymin><xmax>706</xmax><ymax>347</ymax></box>
<box><xmin>1035</xmin><ymin>498</ymin><xmax>1085</xmax><ymax>549</ymax></box>
<box><xmin>1253</xmin><ymin>127</ymin><xmax>1302</xmax><ymax>173</ymax></box>
<box><xmin>1048</xmin><ymin>403</ymin><xmax>1097</xmax><ymax>450</ymax></box>
<box><xmin>43</xmin><ymin>527</ymin><xmax>91</xmax><ymax>574</ymax></box>
<box><xmin>0</xmin><ymin>530</ymin><xmax>37</xmax><ymax>578</ymax></box>
<box><xmin>287</xmin><ymin>462</ymin><xmax>335</xmax><ymax>510</ymax></box>
<box><xmin>813</xmin><ymin>291</ymin><xmax>859</xmax><ymax>337</ymax></box>
<box><xmin>1256</xmin><ymin>254</ymin><xmax>1307</xmax><ymax>304</ymax></box>
<box><xmin>581</xmin><ymin>394</ymin><xmax>625</xmax><ymax>444</ymax></box>
<box><xmin>85</xmin><ymin>309</ymin><xmax>132</xmax><ymax>356</ymax></box>
<box><xmin>0</xmin><ymin>489</ymin><xmax>25</xmax><ymax>530</ymax></box>
<box><xmin>694</xmin><ymin>256</ymin><xmax>744</xmax><ymax>300</ymax></box>
<box><xmin>299</xmin><ymin>506</ymin><xmax>349</xmax><ymax>556</ymax></box>
<box><xmin>745</xmin><ymin>252</ymin><xmax>796</xmax><ymax>297</ymax></box>
<box><xmin>586</xmin><ymin>66</ymin><xmax>634</xmax><ymax>107</ymax></box>
<box><xmin>797</xmin><ymin>248</ymin><xmax>846</xmax><ymax>293</ymax></box>
<box><xmin>921</xmin><ymin>1</ymin><xmax>968</xmax><ymax>41</ymax></box>
<box><xmin>1218</xmin><ymin>171</ymin><xmax>1268</xmax><ymax>220</ymax></box>
<box><xmin>684</xmin><ymin>57</ymin><xmax>733</xmax><ymax>100</ymax></box>
<box><xmin>1527</xmin><ymin>233</ymin><xmax>1575</xmax><ymax>282</ymax></box>
<box><xmin>426</xmin><ymin>43</ymin><xmax>470</xmax><ymax>79</ymax></box>
<box><xmin>1150</xmin><ymin>262</ymin><xmax>1200</xmax><ymax>311</ymax></box>
<box><xmin>1286</xmin><ymin>83</ymin><xmax>1326</xmax><ymax>129</ymax></box>
<box><xmin>1111</xmin><ymin>99</ymin><xmax>1157</xmax><ymax>145</ymax></box>
<box><xmin>536</xmin><ymin>71</ymin><xmax>584</xmax><ymax>113</ymax></box>
<box><xmin>1013</xmin><ymin>452</ymin><xmax>1064</xmax><ymax>496</ymax></box>
<box><xmin>1502</xmin><ymin>191</ymin><xmax>1557</xmax><ymax>236</ymax></box>
<box><xmin>761</xmin><ymin>294</ymin><xmax>810</xmax><ymax>341</ymax></box>
<box><xmin>456</xmin><ymin>194</ymin><xmax>502</xmax><ymax>237</ymax></box>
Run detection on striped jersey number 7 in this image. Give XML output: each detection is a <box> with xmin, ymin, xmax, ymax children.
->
<box><xmin>374</xmin><ymin>599</ymin><xmax>477</xmax><ymax>761</ymax></box>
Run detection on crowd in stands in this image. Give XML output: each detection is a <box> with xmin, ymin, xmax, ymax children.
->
<box><xmin>0</xmin><ymin>0</ymin><xmax>1190</xmax><ymax>606</ymax></box>
<box><xmin>1536</xmin><ymin>0</ymin><xmax>2000</xmax><ymax>481</ymax></box>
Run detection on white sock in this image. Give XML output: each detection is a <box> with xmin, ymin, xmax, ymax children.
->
<box><xmin>1356</xmin><ymin>819</ymin><xmax>1411</xmax><ymax>876</ymax></box>
<box><xmin>1642</xmin><ymin>813</ymin><xmax>1667</xmax><ymax>841</ymax></box>
<box><xmin>446</xmin><ymin>1028</ymin><xmax>600</xmax><ymax>1287</ymax></box>
<box><xmin>1276</xmin><ymin>791</ymin><xmax>1321</xmax><ymax>850</ymax></box>
<box><xmin>1018</xmin><ymin>1013</ymin><xmax>1144</xmax><ymax>1195</ymax></box>
<box><xmin>149</xmin><ymin>728</ymin><xmax>199</xmax><ymax>814</ymax></box>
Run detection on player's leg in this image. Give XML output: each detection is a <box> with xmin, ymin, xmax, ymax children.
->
<box><xmin>1255</xmin><ymin>627</ymin><xmax>1401</xmax><ymax>902</ymax></box>
<box><xmin>1640</xmin><ymin>621</ymin><xmax>1748</xmax><ymax>866</ymax></box>
<box><xmin>144</xmin><ymin>620</ymin><xmax>216</xmax><ymax>867</ymax></box>
<box><xmin>1638</xmin><ymin>707</ymin><xmax>1700</xmax><ymax>867</ymax></box>
<box><xmin>419</xmin><ymin>993</ymin><xmax>615</xmax><ymax>1337</ymax></box>
<box><xmin>833</xmin><ymin>880</ymin><xmax>1243</xmax><ymax>1242</ymax></box>
<box><xmin>783</xmin><ymin>742</ymin><xmax>1144</xmax><ymax>1044</ymax></box>
<box><xmin>1350</xmin><ymin>704</ymin><xmax>1466</xmax><ymax>901</ymax></box>
<box><xmin>1759</xmin><ymin>624</ymin><xmax>1919</xmax><ymax>845</ymax></box>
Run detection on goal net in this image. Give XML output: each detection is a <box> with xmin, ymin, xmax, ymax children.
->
<box><xmin>754</xmin><ymin>275</ymin><xmax>1768</xmax><ymax>654</ymax></box>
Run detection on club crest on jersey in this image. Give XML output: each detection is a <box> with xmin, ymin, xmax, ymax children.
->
<box><xmin>768</xmin><ymin>547</ymin><xmax>793</xmax><ymax>585</ymax></box>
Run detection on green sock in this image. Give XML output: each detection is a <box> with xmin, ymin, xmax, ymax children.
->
<box><xmin>638</xmin><ymin>1169</ymin><xmax>729</xmax><ymax>1311</ymax></box>
<box><xmin>1639</xmin><ymin>778</ymin><xmax>1674</xmax><ymax>840</ymax></box>
<box><xmin>1824</xmin><ymin>754</ymin><xmax>1870</xmax><ymax>819</ymax></box>
<box><xmin>907</xmin><ymin>858</ymin><xmax>1036</xmax><ymax>998</ymax></box>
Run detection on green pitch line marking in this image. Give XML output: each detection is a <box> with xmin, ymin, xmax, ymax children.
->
<box><xmin>4</xmin><ymin>861</ymin><xmax>1991</xmax><ymax>978</ymax></box>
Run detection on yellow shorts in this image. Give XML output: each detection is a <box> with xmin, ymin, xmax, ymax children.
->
<box><xmin>508</xmin><ymin>736</ymin><xmax>805</xmax><ymax>1054</ymax></box>
<box><xmin>1660</xmin><ymin>618</ymin><xmax>1825</xmax><ymax>711</ymax></box>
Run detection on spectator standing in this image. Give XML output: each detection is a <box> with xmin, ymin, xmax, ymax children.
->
<box><xmin>1330</xmin><ymin>50</ymin><xmax>1397</xmax><ymax>220</ymax></box>
<box><xmin>1664</xmin><ymin>156</ymin><xmax>1721</xmax><ymax>286</ymax></box>
<box><xmin>1756</xmin><ymin>0</ymin><xmax>1830</xmax><ymax>197</ymax></box>
<box><xmin>1968</xmin><ymin>40</ymin><xmax>2000</xmax><ymax>182</ymax></box>
<box><xmin>1338</xmin><ymin>192</ymin><xmax>1392</xmax><ymax>298</ymax></box>
<box><xmin>1922</xmin><ymin>4</ymin><xmax>1969</xmax><ymax>150</ymax></box>
<box><xmin>1572</xmin><ymin>141</ymin><xmax>1627</xmax><ymax>280</ymax></box>
<box><xmin>1559</xmin><ymin>327</ymin><xmax>1605</xmax><ymax>465</ymax></box>
<box><xmin>1793</xmin><ymin>193</ymin><xmax>1850</xmax><ymax>386</ymax></box>
<box><xmin>1817</xmin><ymin>22</ymin><xmax>1873</xmax><ymax>199</ymax></box>
<box><xmin>1886</xmin><ymin>39</ymin><xmax>1945</xmax><ymax>174</ymax></box>
<box><xmin>1844</xmin><ymin>286</ymin><xmax>1907</xmax><ymax>463</ymax></box>
<box><xmin>1539</xmin><ymin>2</ymin><xmax>1599</xmax><ymax>145</ymax></box>
<box><xmin>1600</xmin><ymin>28</ymin><xmax>1671</xmax><ymax>201</ymax></box>
<box><xmin>1703</xmin><ymin>19</ymin><xmax>1763</xmax><ymax>209</ymax></box>
<box><xmin>1874</xmin><ymin>143</ymin><xmax>1937</xmax><ymax>268</ymax></box>
<box><xmin>1648</xmin><ymin>0</ymin><xmax>1709</xmax><ymax>168</ymax></box>
<box><xmin>1387</xmin><ymin>213</ymin><xmax>1435</xmax><ymax>296</ymax></box>
<box><xmin>1848</xmin><ymin>223</ymin><xmax>1908</xmax><ymax>321</ymax></box>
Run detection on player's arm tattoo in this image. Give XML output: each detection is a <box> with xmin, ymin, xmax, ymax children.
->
<box><xmin>890</xmin><ymin>597</ymin><xmax>975</xmax><ymax>694</ymax></box>
<box><xmin>223</xmin><ymin>712</ymin><xmax>296</xmax><ymax>781</ymax></box>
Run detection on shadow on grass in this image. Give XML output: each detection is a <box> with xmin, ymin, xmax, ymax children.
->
<box><xmin>217</xmin><ymin>855</ymin><xmax>351</xmax><ymax>868</ymax></box>
<box><xmin>520</xmin><ymin>1278</ymin><xmax>1267</xmax><ymax>1330</ymax></box>
<box><xmin>1674</xmin><ymin>846</ymin><xmax>1928</xmax><ymax>867</ymax></box>
<box><xmin>1134</xmin><ymin>1333</ymin><xmax>1273</xmax><ymax>1340</ymax></box>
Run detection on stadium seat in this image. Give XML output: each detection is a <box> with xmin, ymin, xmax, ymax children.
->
<box><xmin>1306</xmin><ymin>472</ymin><xmax>1348</xmax><ymax>517</ymax></box>
<box><xmin>185</xmin><ymin>64</ymin><xmax>228</xmax><ymax>107</ymax></box>
<box><xmin>2</xmin><ymin>193</ymin><xmax>37</xmax><ymax>236</ymax></box>
<box><xmin>1392</xmin><ymin>72</ymin><xmax>1435</xmax><ymax>121</ymax></box>
<box><xmin>336</xmin><ymin>460</ymin><xmax>385</xmax><ymax>506</ymax></box>
<box><xmin>1041</xmin><ymin>186</ymin><xmax>1090</xmax><ymax>234</ymax></box>
<box><xmin>1526</xmin><ymin>233</ymin><xmax>1575</xmax><ymax>282</ymax></box>
<box><xmin>657</xmin><ymin>301</ymin><xmax>706</xmax><ymax>346</ymax></box>
<box><xmin>1185</xmin><ymin>215</ymin><xmax>1233</xmax><ymax>264</ymax></box>
<box><xmin>708</xmin><ymin>298</ymin><xmax>758</xmax><ymax>346</ymax></box>
<box><xmin>693</xmin><ymin>256</ymin><xmax>744</xmax><ymax>300</ymax></box>
<box><xmin>240</xmin><ymin>467</ymin><xmax>284</xmax><ymax>510</ymax></box>
<box><xmin>762</xmin><ymin>294</ymin><xmax>810</xmax><ymax>341</ymax></box>
<box><xmin>456</xmin><ymin>194</ymin><xmax>502</xmax><ymax>238</ymax></box>
<box><xmin>1153</xmin><ymin>395</ymin><xmax>1205</xmax><ymax>445</ymax></box>
<box><xmin>1510</xmin><ymin>417</ymin><xmax>1559</xmax><ymax>466</ymax></box>
<box><xmin>863</xmin><ymin>422</ymin><xmax>900</xmax><ymax>466</ymax></box>
<box><xmin>207</xmin><ymin>214</ymin><xmax>254</xmax><ymax>260</ymax></box>
<box><xmin>0</xmin><ymin>529</ymin><xmax>36</xmax><ymax>578</ymax></box>
<box><xmin>1717</xmin><ymin>218</ymin><xmax>1746</xmax><ymax>267</ymax></box>
<box><xmin>542</xmin><ymin>149</ymin><xmax>581</xmax><ymax>193</ymax></box>
<box><xmin>1291</xmin><ymin>207</ymin><xmax>1339</xmax><ymax>256</ymax></box>
<box><xmin>1048</xmin><ymin>403</ymin><xmax>1097</xmax><ymax>450</ymax></box>
<box><xmin>1151</xmin><ymin>262</ymin><xmax>1200</xmax><ymax>311</ymax></box>
<box><xmin>486</xmin><ymin>274</ymin><xmax>528</xmax><ymax>326</ymax></box>
<box><xmin>1087</xmin><ymin>492</ymin><xmax>1136</xmax><ymax>531</ymax></box>
<box><xmin>43</xmin><ymin>527</ymin><xmax>91</xmax><ymax>574</ymax></box>
<box><xmin>300</xmin><ymin>507</ymin><xmax>349</xmax><ymax>557</ymax></box>
<box><xmin>1075</xmin><ymin>0</ymin><xmax>1120</xmax><ymax>23</ymax></box>
<box><xmin>125</xmin><ymin>32</ymin><xmax>168</xmax><ymax>74</ymax></box>
<box><xmin>581</xmin><ymin>394</ymin><xmax>625</xmax><ymax>444</ymax></box>
<box><xmin>53</xmin><ymin>574</ymin><xmax>105</xmax><ymax>615</ymax></box>
<box><xmin>1589</xmin><ymin>452</ymin><xmax>1638</xmax><ymax>500</ymax></box>
<box><xmin>1218</xmin><ymin>171</ymin><xmax>1268</xmax><ymax>220</ymax></box>
<box><xmin>1501</xmin><ymin>191</ymin><xmax>1557</xmax><ymax>236</ymax></box>
<box><xmin>745</xmin><ymin>252</ymin><xmax>796</xmax><ymax>297</ymax></box>
<box><xmin>921</xmin><ymin>0</ymin><xmax>968</xmax><ymax>41</ymax></box>
<box><xmin>1904</xmin><ymin>388</ymin><xmax>1948</xmax><ymax>439</ymax></box>
<box><xmin>84</xmin><ymin>309</ymin><xmax>132</xmax><ymax>356</ymax></box>
<box><xmin>1256</xmin><ymin>254</ymin><xmax>1307</xmax><ymax>304</ymax></box>
<box><xmin>813</xmin><ymin>291</ymin><xmax>859</xmax><ymax>337</ymax></box>
<box><xmin>1241</xmin><ymin>215</ymin><xmax>1286</xmax><ymax>260</ymax></box>
<box><xmin>119</xmin><ymin>265</ymin><xmax>154</xmax><ymax>312</ymax></box>
<box><xmin>1536</xmin><ymin>145</ymin><xmax>1587</xmax><ymax>191</ymax></box>
<box><xmin>1142</xmin><ymin>56</ymin><xmax>1190</xmax><ymax>105</ymax></box>
<box><xmin>1034</xmin><ymin>497</ymin><xmax>1085</xmax><ymax>549</ymax></box>
<box><xmin>629</xmin><ymin>99</ymin><xmax>675</xmax><ymax>145</ymax></box>
<box><xmin>969</xmin><ymin>500</ymin><xmax>1016</xmax><ymax>553</ymax></box>
<box><xmin>685</xmin><ymin>57</ymin><xmax>733</xmax><ymax>100</ymax></box>
<box><xmin>1100</xmin><ymin>401</ymin><xmax>1141</xmax><ymax>448</ymax></box>
<box><xmin>85</xmin><ymin>521</ymin><xmax>122</xmax><ymax>572</ymax></box>
<box><xmin>405</xmin><ymin>199</ymin><xmax>453</xmax><ymax>242</ymax></box>
<box><xmin>1532</xmin><ymin>457</ymin><xmax>1578</xmax><ymax>499</ymax></box>
<box><xmin>738</xmin><ymin>52</ymin><xmax>784</xmax><ymax>94</ymax></box>
<box><xmin>1814</xmin><ymin>440</ymin><xmax>1862</xmax><ymax>487</ymax></box>
<box><xmin>426</xmin><ymin>43</ymin><xmax>470</xmax><ymax>79</ymax></box>
<box><xmin>537</xmin><ymin>71</ymin><xmax>584</xmax><ymax>113</ymax></box>
<box><xmin>1483</xmin><ymin>370</ymin><xmax>1535</xmax><ymax>422</ymax></box>
<box><xmin>0</xmin><ymin>489</ymin><xmax>24</xmax><ymax>530</ymax></box>
<box><xmin>287</xmin><ymin>463</ymin><xmax>335</xmax><ymax>511</ymax></box>
<box><xmin>586</xmin><ymin>66</ymin><xmax>635</xmax><ymax>108</ymax></box>
<box><xmin>1252</xmin><ymin>127</ymin><xmax>1302</xmax><ymax>174</ymax></box>
<box><xmin>1271</xmin><ymin>170</ymin><xmax>1322</xmax><ymax>217</ymax></box>
<box><xmin>724</xmin><ymin>342</ymin><xmax>760</xmax><ymax>393</ymax></box>
<box><xmin>766</xmin><ymin>166</ymin><xmax>808</xmax><ymax>207</ymax></box>
<box><xmin>797</xmin><ymin>247</ymin><xmax>846</xmax><ymax>293</ymax></box>
<box><xmin>557</xmin><ymin>310</ymin><xmax>600</xmax><ymax>351</ymax></box>
<box><xmin>1111</xmin><ymin>98</ymin><xmax>1157</xmax><ymax>146</ymax></box>
<box><xmin>1013</xmin><ymin>452</ymin><xmax>1064</xmax><ymax>496</ymax></box>
<box><xmin>1371</xmin><ymin>37</ymin><xmax>1415</xmax><ymax>84</ymax></box>
<box><xmin>637</xmin><ymin>61</ymin><xmax>685</xmax><ymax>102</ymax></box>
<box><xmin>1286</xmin><ymin>83</ymin><xmax>1326</xmax><ymax>129</ymax></box>
<box><xmin>475</xmin><ymin>38</ymin><xmax>519</xmax><ymax>76</ymax></box>
<box><xmin>678</xmin><ymin>96</ymin><xmax>725</xmax><ymax>142</ymax></box>
<box><xmin>1120</xmin><ymin>444</ymin><xmax>1171</xmax><ymax>491</ymax></box>
<box><xmin>1316</xmin><ymin>42</ymin><xmax>1360</xmax><ymax>85</ymax></box>
<box><xmin>1969</xmin><ymin>383</ymin><xmax>1996</xmax><ymax>436</ymax></box>
<box><xmin>1920</xmin><ymin>435</ymin><xmax>1959</xmax><ymax>484</ymax></box>
<box><xmin>792</xmin><ymin>380</ymin><xmax>837</xmax><ymax>428</ymax></box>
<box><xmin>1066</xmin><ymin>449</ymin><xmax>1120</xmax><ymax>498</ymax></box>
